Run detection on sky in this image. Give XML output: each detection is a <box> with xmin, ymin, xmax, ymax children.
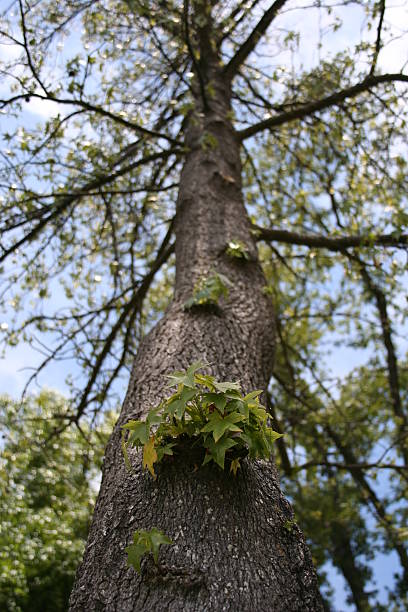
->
<box><xmin>1</xmin><ymin>1</ymin><xmax>408</xmax><ymax>610</ymax></box>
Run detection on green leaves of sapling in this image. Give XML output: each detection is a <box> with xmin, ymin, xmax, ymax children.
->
<box><xmin>213</xmin><ymin>380</ymin><xmax>241</xmax><ymax>393</ymax></box>
<box><xmin>121</xmin><ymin>363</ymin><xmax>283</xmax><ymax>476</ymax></box>
<box><xmin>122</xmin><ymin>419</ymin><xmax>149</xmax><ymax>445</ymax></box>
<box><xmin>201</xmin><ymin>411</ymin><xmax>244</xmax><ymax>442</ymax></box>
<box><xmin>203</xmin><ymin>437</ymin><xmax>237</xmax><ymax>469</ymax></box>
<box><xmin>184</xmin><ymin>273</ymin><xmax>231</xmax><ymax>309</ymax></box>
<box><xmin>165</xmin><ymin>361</ymin><xmax>208</xmax><ymax>388</ymax></box>
<box><xmin>166</xmin><ymin>387</ymin><xmax>197</xmax><ymax>419</ymax></box>
<box><xmin>125</xmin><ymin>528</ymin><xmax>173</xmax><ymax>573</ymax></box>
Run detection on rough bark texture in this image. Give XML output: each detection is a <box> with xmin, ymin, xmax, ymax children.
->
<box><xmin>70</xmin><ymin>28</ymin><xmax>323</xmax><ymax>611</ymax></box>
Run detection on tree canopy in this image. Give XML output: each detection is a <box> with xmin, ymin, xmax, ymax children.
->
<box><xmin>0</xmin><ymin>391</ymin><xmax>114</xmax><ymax>611</ymax></box>
<box><xmin>1</xmin><ymin>0</ymin><xmax>407</xmax><ymax>608</ymax></box>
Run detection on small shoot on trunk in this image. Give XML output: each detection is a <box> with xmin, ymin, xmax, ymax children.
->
<box><xmin>226</xmin><ymin>239</ymin><xmax>250</xmax><ymax>260</ymax></box>
<box><xmin>184</xmin><ymin>272</ymin><xmax>231</xmax><ymax>309</ymax></box>
<box><xmin>125</xmin><ymin>528</ymin><xmax>173</xmax><ymax>573</ymax></box>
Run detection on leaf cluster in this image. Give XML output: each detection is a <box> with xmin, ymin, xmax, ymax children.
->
<box><xmin>122</xmin><ymin>362</ymin><xmax>282</xmax><ymax>479</ymax></box>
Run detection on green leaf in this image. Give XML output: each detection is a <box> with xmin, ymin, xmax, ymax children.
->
<box><xmin>213</xmin><ymin>380</ymin><xmax>241</xmax><ymax>393</ymax></box>
<box><xmin>121</xmin><ymin>364</ymin><xmax>273</xmax><ymax>475</ymax></box>
<box><xmin>165</xmin><ymin>361</ymin><xmax>207</xmax><ymax>388</ymax></box>
<box><xmin>201</xmin><ymin>392</ymin><xmax>227</xmax><ymax>413</ymax></box>
<box><xmin>126</xmin><ymin>528</ymin><xmax>173</xmax><ymax>572</ymax></box>
<box><xmin>228</xmin><ymin>399</ymin><xmax>248</xmax><ymax>419</ymax></box>
<box><xmin>226</xmin><ymin>240</ymin><xmax>250</xmax><ymax>260</ymax></box>
<box><xmin>156</xmin><ymin>443</ymin><xmax>175</xmax><ymax>461</ymax></box>
<box><xmin>241</xmin><ymin>431</ymin><xmax>270</xmax><ymax>459</ymax></box>
<box><xmin>122</xmin><ymin>420</ymin><xmax>149</xmax><ymax>445</ymax></box>
<box><xmin>146</xmin><ymin>407</ymin><xmax>163</xmax><ymax>426</ymax></box>
<box><xmin>125</xmin><ymin>542</ymin><xmax>147</xmax><ymax>572</ymax></box>
<box><xmin>121</xmin><ymin>430</ymin><xmax>131</xmax><ymax>470</ymax></box>
<box><xmin>203</xmin><ymin>436</ymin><xmax>237</xmax><ymax>469</ymax></box>
<box><xmin>230</xmin><ymin>458</ymin><xmax>241</xmax><ymax>476</ymax></box>
<box><xmin>194</xmin><ymin>372</ymin><xmax>215</xmax><ymax>389</ymax></box>
<box><xmin>249</xmin><ymin>406</ymin><xmax>268</xmax><ymax>422</ymax></box>
<box><xmin>148</xmin><ymin>527</ymin><xmax>173</xmax><ymax>563</ymax></box>
<box><xmin>265</xmin><ymin>428</ymin><xmax>284</xmax><ymax>448</ymax></box>
<box><xmin>165</xmin><ymin>386</ymin><xmax>197</xmax><ymax>418</ymax></box>
<box><xmin>184</xmin><ymin>273</ymin><xmax>231</xmax><ymax>308</ymax></box>
<box><xmin>201</xmin><ymin>411</ymin><xmax>244</xmax><ymax>442</ymax></box>
<box><xmin>243</xmin><ymin>390</ymin><xmax>263</xmax><ymax>401</ymax></box>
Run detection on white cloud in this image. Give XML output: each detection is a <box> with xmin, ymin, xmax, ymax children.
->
<box><xmin>23</xmin><ymin>96</ymin><xmax>62</xmax><ymax>119</ymax></box>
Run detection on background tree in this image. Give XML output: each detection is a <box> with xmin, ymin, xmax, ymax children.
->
<box><xmin>0</xmin><ymin>0</ymin><xmax>407</xmax><ymax>609</ymax></box>
<box><xmin>0</xmin><ymin>391</ymin><xmax>114</xmax><ymax>612</ymax></box>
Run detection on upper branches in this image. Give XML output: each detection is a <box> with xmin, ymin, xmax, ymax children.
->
<box><xmin>253</xmin><ymin>225</ymin><xmax>408</xmax><ymax>251</ymax></box>
<box><xmin>238</xmin><ymin>73</ymin><xmax>408</xmax><ymax>141</ymax></box>
<box><xmin>0</xmin><ymin>147</ymin><xmax>180</xmax><ymax>263</ymax></box>
<box><xmin>370</xmin><ymin>0</ymin><xmax>386</xmax><ymax>76</ymax></box>
<box><xmin>223</xmin><ymin>0</ymin><xmax>288</xmax><ymax>81</ymax></box>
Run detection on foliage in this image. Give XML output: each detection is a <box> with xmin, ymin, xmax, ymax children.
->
<box><xmin>0</xmin><ymin>391</ymin><xmax>114</xmax><ymax>612</ymax></box>
<box><xmin>122</xmin><ymin>363</ymin><xmax>282</xmax><ymax>478</ymax></box>
<box><xmin>184</xmin><ymin>273</ymin><xmax>231</xmax><ymax>309</ymax></box>
<box><xmin>125</xmin><ymin>528</ymin><xmax>173</xmax><ymax>573</ymax></box>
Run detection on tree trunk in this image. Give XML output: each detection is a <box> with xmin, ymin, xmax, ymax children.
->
<box><xmin>330</xmin><ymin>522</ymin><xmax>371</xmax><ymax>612</ymax></box>
<box><xmin>69</xmin><ymin>48</ymin><xmax>323</xmax><ymax>612</ymax></box>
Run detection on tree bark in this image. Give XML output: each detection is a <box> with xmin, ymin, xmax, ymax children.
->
<box><xmin>69</xmin><ymin>36</ymin><xmax>323</xmax><ymax>612</ymax></box>
<box><xmin>330</xmin><ymin>522</ymin><xmax>371</xmax><ymax>612</ymax></box>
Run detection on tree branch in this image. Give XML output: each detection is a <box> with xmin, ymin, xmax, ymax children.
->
<box><xmin>274</xmin><ymin>372</ymin><xmax>408</xmax><ymax>578</ymax></box>
<box><xmin>253</xmin><ymin>224</ymin><xmax>408</xmax><ymax>251</ymax></box>
<box><xmin>238</xmin><ymin>73</ymin><xmax>408</xmax><ymax>141</ymax></box>
<box><xmin>183</xmin><ymin>0</ymin><xmax>208</xmax><ymax>110</ymax></box>
<box><xmin>223</xmin><ymin>0</ymin><xmax>288</xmax><ymax>81</ymax></box>
<box><xmin>370</xmin><ymin>0</ymin><xmax>386</xmax><ymax>76</ymax></box>
<box><xmin>295</xmin><ymin>460</ymin><xmax>407</xmax><ymax>474</ymax></box>
<box><xmin>346</xmin><ymin>253</ymin><xmax>408</xmax><ymax>466</ymax></box>
<box><xmin>265</xmin><ymin>391</ymin><xmax>292</xmax><ymax>475</ymax></box>
<box><xmin>18</xmin><ymin>0</ymin><xmax>49</xmax><ymax>96</ymax></box>
<box><xmin>74</xmin><ymin>223</ymin><xmax>175</xmax><ymax>421</ymax></box>
<box><xmin>0</xmin><ymin>92</ymin><xmax>180</xmax><ymax>146</ymax></box>
<box><xmin>218</xmin><ymin>0</ymin><xmax>263</xmax><ymax>45</ymax></box>
<box><xmin>0</xmin><ymin>148</ymin><xmax>180</xmax><ymax>263</ymax></box>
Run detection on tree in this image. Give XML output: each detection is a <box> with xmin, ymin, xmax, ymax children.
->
<box><xmin>0</xmin><ymin>0</ymin><xmax>407</xmax><ymax>609</ymax></box>
<box><xmin>0</xmin><ymin>391</ymin><xmax>114</xmax><ymax>611</ymax></box>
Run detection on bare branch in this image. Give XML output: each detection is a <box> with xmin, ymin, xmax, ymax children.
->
<box><xmin>253</xmin><ymin>224</ymin><xmax>408</xmax><ymax>250</ymax></box>
<box><xmin>17</xmin><ymin>0</ymin><xmax>48</xmax><ymax>96</ymax></box>
<box><xmin>238</xmin><ymin>73</ymin><xmax>408</xmax><ymax>141</ymax></box>
<box><xmin>0</xmin><ymin>92</ymin><xmax>181</xmax><ymax>145</ymax></box>
<box><xmin>218</xmin><ymin>0</ymin><xmax>263</xmax><ymax>45</ymax></box>
<box><xmin>346</xmin><ymin>253</ymin><xmax>408</xmax><ymax>465</ymax></box>
<box><xmin>223</xmin><ymin>0</ymin><xmax>288</xmax><ymax>81</ymax></box>
<box><xmin>370</xmin><ymin>0</ymin><xmax>386</xmax><ymax>76</ymax></box>
<box><xmin>274</xmin><ymin>373</ymin><xmax>408</xmax><ymax>576</ymax></box>
<box><xmin>0</xmin><ymin>148</ymin><xmax>180</xmax><ymax>263</ymax></box>
<box><xmin>295</xmin><ymin>460</ymin><xmax>407</xmax><ymax>474</ymax></box>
